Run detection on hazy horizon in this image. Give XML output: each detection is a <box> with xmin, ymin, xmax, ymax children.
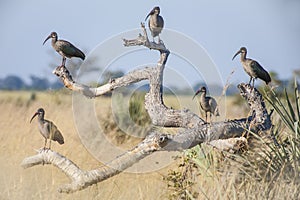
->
<box><xmin>1</xmin><ymin>0</ymin><xmax>299</xmax><ymax>88</ymax></box>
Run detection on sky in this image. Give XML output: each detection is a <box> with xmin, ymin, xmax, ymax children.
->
<box><xmin>0</xmin><ymin>0</ymin><xmax>299</xmax><ymax>89</ymax></box>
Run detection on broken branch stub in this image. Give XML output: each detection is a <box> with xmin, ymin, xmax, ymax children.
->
<box><xmin>23</xmin><ymin>24</ymin><xmax>271</xmax><ymax>193</ymax></box>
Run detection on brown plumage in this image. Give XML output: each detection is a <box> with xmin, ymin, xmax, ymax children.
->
<box><xmin>43</xmin><ymin>32</ymin><xmax>85</xmax><ymax>66</ymax></box>
<box><xmin>232</xmin><ymin>47</ymin><xmax>271</xmax><ymax>87</ymax></box>
<box><xmin>192</xmin><ymin>87</ymin><xmax>219</xmax><ymax>123</ymax></box>
<box><xmin>145</xmin><ymin>6</ymin><xmax>164</xmax><ymax>43</ymax></box>
<box><xmin>30</xmin><ymin>108</ymin><xmax>64</xmax><ymax>149</ymax></box>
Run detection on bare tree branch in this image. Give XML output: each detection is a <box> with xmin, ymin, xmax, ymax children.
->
<box><xmin>21</xmin><ymin>132</ymin><xmax>167</xmax><ymax>193</ymax></box>
<box><xmin>23</xmin><ymin>23</ymin><xmax>272</xmax><ymax>193</ymax></box>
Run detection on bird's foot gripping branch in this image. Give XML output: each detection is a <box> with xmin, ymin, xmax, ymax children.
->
<box><xmin>23</xmin><ymin>24</ymin><xmax>272</xmax><ymax>193</ymax></box>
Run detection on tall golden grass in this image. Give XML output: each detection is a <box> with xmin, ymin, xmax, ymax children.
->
<box><xmin>0</xmin><ymin>90</ymin><xmax>253</xmax><ymax>199</ymax></box>
<box><xmin>0</xmin><ymin>91</ymin><xmax>174</xmax><ymax>199</ymax></box>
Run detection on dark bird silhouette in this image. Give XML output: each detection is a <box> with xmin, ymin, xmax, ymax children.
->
<box><xmin>232</xmin><ymin>47</ymin><xmax>271</xmax><ymax>87</ymax></box>
<box><xmin>192</xmin><ymin>87</ymin><xmax>219</xmax><ymax>123</ymax></box>
<box><xmin>145</xmin><ymin>6</ymin><xmax>164</xmax><ymax>43</ymax></box>
<box><xmin>43</xmin><ymin>32</ymin><xmax>85</xmax><ymax>67</ymax></box>
<box><xmin>30</xmin><ymin>108</ymin><xmax>64</xmax><ymax>149</ymax></box>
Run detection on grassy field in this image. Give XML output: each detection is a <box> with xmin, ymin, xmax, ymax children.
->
<box><xmin>0</xmin><ymin>90</ymin><xmax>266</xmax><ymax>199</ymax></box>
<box><xmin>0</xmin><ymin>91</ymin><xmax>179</xmax><ymax>199</ymax></box>
<box><xmin>0</xmin><ymin>90</ymin><xmax>184</xmax><ymax>199</ymax></box>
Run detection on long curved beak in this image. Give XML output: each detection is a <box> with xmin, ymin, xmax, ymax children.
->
<box><xmin>30</xmin><ymin>112</ymin><xmax>38</xmax><ymax>123</ymax></box>
<box><xmin>145</xmin><ymin>9</ymin><xmax>154</xmax><ymax>21</ymax></box>
<box><xmin>232</xmin><ymin>50</ymin><xmax>241</xmax><ymax>60</ymax></box>
<box><xmin>192</xmin><ymin>90</ymin><xmax>201</xmax><ymax>100</ymax></box>
<box><xmin>145</xmin><ymin>13</ymin><xmax>151</xmax><ymax>21</ymax></box>
<box><xmin>43</xmin><ymin>35</ymin><xmax>51</xmax><ymax>45</ymax></box>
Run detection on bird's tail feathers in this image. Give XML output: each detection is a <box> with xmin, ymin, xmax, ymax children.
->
<box><xmin>263</xmin><ymin>69</ymin><xmax>271</xmax><ymax>85</ymax></box>
<box><xmin>53</xmin><ymin>130</ymin><xmax>64</xmax><ymax>144</ymax></box>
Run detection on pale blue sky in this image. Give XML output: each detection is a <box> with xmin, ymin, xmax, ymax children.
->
<box><xmin>1</xmin><ymin>0</ymin><xmax>299</xmax><ymax>88</ymax></box>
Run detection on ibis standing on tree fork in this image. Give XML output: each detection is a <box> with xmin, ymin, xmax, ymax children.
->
<box><xmin>145</xmin><ymin>6</ymin><xmax>164</xmax><ymax>43</ymax></box>
<box><xmin>30</xmin><ymin>108</ymin><xmax>64</xmax><ymax>149</ymax></box>
<box><xmin>192</xmin><ymin>87</ymin><xmax>219</xmax><ymax>124</ymax></box>
<box><xmin>43</xmin><ymin>32</ymin><xmax>85</xmax><ymax>67</ymax></box>
<box><xmin>232</xmin><ymin>47</ymin><xmax>271</xmax><ymax>88</ymax></box>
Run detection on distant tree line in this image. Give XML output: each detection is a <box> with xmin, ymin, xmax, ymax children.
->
<box><xmin>0</xmin><ymin>70</ymin><xmax>297</xmax><ymax>94</ymax></box>
<box><xmin>0</xmin><ymin>75</ymin><xmax>63</xmax><ymax>90</ymax></box>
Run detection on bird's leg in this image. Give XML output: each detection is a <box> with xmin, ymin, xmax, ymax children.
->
<box><xmin>248</xmin><ymin>77</ymin><xmax>252</xmax><ymax>86</ymax></box>
<box><xmin>48</xmin><ymin>131</ymin><xmax>53</xmax><ymax>150</ymax></box>
<box><xmin>205</xmin><ymin>112</ymin><xmax>208</xmax><ymax>124</ymax></box>
<box><xmin>252</xmin><ymin>79</ymin><xmax>255</xmax><ymax>89</ymax></box>
<box><xmin>49</xmin><ymin>139</ymin><xmax>52</xmax><ymax>150</ymax></box>
<box><xmin>44</xmin><ymin>139</ymin><xmax>47</xmax><ymax>150</ymax></box>
<box><xmin>62</xmin><ymin>57</ymin><xmax>66</xmax><ymax>67</ymax></box>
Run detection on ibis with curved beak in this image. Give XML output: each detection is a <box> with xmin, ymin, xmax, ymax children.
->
<box><xmin>232</xmin><ymin>47</ymin><xmax>271</xmax><ymax>87</ymax></box>
<box><xmin>192</xmin><ymin>86</ymin><xmax>219</xmax><ymax>123</ymax></box>
<box><xmin>145</xmin><ymin>6</ymin><xmax>164</xmax><ymax>43</ymax></box>
<box><xmin>43</xmin><ymin>32</ymin><xmax>85</xmax><ymax>67</ymax></box>
<box><xmin>30</xmin><ymin>108</ymin><xmax>64</xmax><ymax>149</ymax></box>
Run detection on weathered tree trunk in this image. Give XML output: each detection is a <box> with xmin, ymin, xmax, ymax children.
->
<box><xmin>22</xmin><ymin>23</ymin><xmax>271</xmax><ymax>193</ymax></box>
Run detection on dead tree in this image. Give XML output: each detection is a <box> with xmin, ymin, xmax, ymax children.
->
<box><xmin>21</xmin><ymin>23</ymin><xmax>271</xmax><ymax>193</ymax></box>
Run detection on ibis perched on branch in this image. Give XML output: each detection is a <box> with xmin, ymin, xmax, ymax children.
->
<box><xmin>43</xmin><ymin>32</ymin><xmax>85</xmax><ymax>67</ymax></box>
<box><xmin>192</xmin><ymin>87</ymin><xmax>219</xmax><ymax>123</ymax></box>
<box><xmin>145</xmin><ymin>6</ymin><xmax>164</xmax><ymax>43</ymax></box>
<box><xmin>232</xmin><ymin>47</ymin><xmax>271</xmax><ymax>88</ymax></box>
<box><xmin>30</xmin><ymin>108</ymin><xmax>64</xmax><ymax>149</ymax></box>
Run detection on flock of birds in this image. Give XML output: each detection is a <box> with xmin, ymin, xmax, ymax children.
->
<box><xmin>30</xmin><ymin>6</ymin><xmax>271</xmax><ymax>149</ymax></box>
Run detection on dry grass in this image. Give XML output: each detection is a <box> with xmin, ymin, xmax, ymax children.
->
<box><xmin>163</xmin><ymin>84</ymin><xmax>300</xmax><ymax>200</ymax></box>
<box><xmin>0</xmin><ymin>90</ymin><xmax>246</xmax><ymax>200</ymax></box>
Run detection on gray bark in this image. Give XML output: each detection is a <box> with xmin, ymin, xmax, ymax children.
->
<box><xmin>22</xmin><ymin>23</ymin><xmax>271</xmax><ymax>193</ymax></box>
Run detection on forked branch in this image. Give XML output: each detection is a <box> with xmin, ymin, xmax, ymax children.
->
<box><xmin>23</xmin><ymin>24</ymin><xmax>272</xmax><ymax>193</ymax></box>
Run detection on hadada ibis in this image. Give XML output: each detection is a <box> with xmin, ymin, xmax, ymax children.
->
<box><xmin>30</xmin><ymin>108</ymin><xmax>64</xmax><ymax>149</ymax></box>
<box><xmin>232</xmin><ymin>47</ymin><xmax>271</xmax><ymax>88</ymax></box>
<box><xmin>145</xmin><ymin>6</ymin><xmax>164</xmax><ymax>43</ymax></box>
<box><xmin>43</xmin><ymin>32</ymin><xmax>85</xmax><ymax>67</ymax></box>
<box><xmin>192</xmin><ymin>86</ymin><xmax>219</xmax><ymax>123</ymax></box>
